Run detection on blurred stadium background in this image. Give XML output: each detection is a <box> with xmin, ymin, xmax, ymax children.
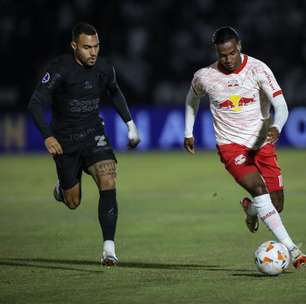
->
<box><xmin>1</xmin><ymin>0</ymin><xmax>306</xmax><ymax>152</ymax></box>
<box><xmin>1</xmin><ymin>2</ymin><xmax>306</xmax><ymax>303</ymax></box>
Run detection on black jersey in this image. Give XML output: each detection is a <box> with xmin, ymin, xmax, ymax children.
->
<box><xmin>28</xmin><ymin>54</ymin><xmax>132</xmax><ymax>139</ymax></box>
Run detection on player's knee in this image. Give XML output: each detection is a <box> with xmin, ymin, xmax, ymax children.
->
<box><xmin>99</xmin><ymin>176</ymin><xmax>116</xmax><ymax>190</ymax></box>
<box><xmin>273</xmin><ymin>200</ymin><xmax>284</xmax><ymax>213</ymax></box>
<box><xmin>270</xmin><ymin>190</ymin><xmax>284</xmax><ymax>213</ymax></box>
<box><xmin>62</xmin><ymin>184</ymin><xmax>81</xmax><ymax>209</ymax></box>
<box><xmin>90</xmin><ymin>160</ymin><xmax>117</xmax><ymax>190</ymax></box>
<box><xmin>64</xmin><ymin>194</ymin><xmax>81</xmax><ymax>209</ymax></box>
<box><xmin>251</xmin><ymin>183</ymin><xmax>267</xmax><ymax>197</ymax></box>
<box><xmin>240</xmin><ymin>173</ymin><xmax>268</xmax><ymax>197</ymax></box>
<box><xmin>277</xmin><ymin>203</ymin><xmax>284</xmax><ymax>213</ymax></box>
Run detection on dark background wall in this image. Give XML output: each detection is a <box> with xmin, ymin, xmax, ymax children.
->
<box><xmin>1</xmin><ymin>0</ymin><xmax>306</xmax><ymax>110</ymax></box>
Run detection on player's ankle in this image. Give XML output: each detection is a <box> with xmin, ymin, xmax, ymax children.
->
<box><xmin>103</xmin><ymin>240</ymin><xmax>116</xmax><ymax>256</ymax></box>
<box><xmin>289</xmin><ymin>246</ymin><xmax>302</xmax><ymax>259</ymax></box>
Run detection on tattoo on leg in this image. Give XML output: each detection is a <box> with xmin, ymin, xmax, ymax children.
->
<box><xmin>94</xmin><ymin>161</ymin><xmax>116</xmax><ymax>178</ymax></box>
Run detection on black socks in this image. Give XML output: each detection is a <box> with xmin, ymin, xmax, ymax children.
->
<box><xmin>98</xmin><ymin>189</ymin><xmax>118</xmax><ymax>241</ymax></box>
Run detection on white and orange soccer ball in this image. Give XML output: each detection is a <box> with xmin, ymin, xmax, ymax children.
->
<box><xmin>255</xmin><ymin>241</ymin><xmax>290</xmax><ymax>276</ymax></box>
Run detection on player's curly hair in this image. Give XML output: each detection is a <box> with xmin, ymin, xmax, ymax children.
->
<box><xmin>72</xmin><ymin>22</ymin><xmax>97</xmax><ymax>41</ymax></box>
<box><xmin>212</xmin><ymin>26</ymin><xmax>240</xmax><ymax>44</ymax></box>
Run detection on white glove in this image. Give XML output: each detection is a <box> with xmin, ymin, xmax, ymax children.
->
<box><xmin>126</xmin><ymin>120</ymin><xmax>140</xmax><ymax>148</ymax></box>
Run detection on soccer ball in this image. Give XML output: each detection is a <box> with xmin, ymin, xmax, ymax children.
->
<box><xmin>255</xmin><ymin>240</ymin><xmax>290</xmax><ymax>276</ymax></box>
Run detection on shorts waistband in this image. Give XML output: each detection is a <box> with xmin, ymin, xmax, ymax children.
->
<box><xmin>69</xmin><ymin>127</ymin><xmax>97</xmax><ymax>141</ymax></box>
<box><xmin>55</xmin><ymin>127</ymin><xmax>98</xmax><ymax>142</ymax></box>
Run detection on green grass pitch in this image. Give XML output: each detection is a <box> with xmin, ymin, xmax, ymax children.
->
<box><xmin>0</xmin><ymin>150</ymin><xmax>306</xmax><ymax>304</ymax></box>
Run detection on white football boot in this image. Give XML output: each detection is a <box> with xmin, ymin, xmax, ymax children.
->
<box><xmin>101</xmin><ymin>240</ymin><xmax>119</xmax><ymax>266</ymax></box>
<box><xmin>290</xmin><ymin>246</ymin><xmax>306</xmax><ymax>269</ymax></box>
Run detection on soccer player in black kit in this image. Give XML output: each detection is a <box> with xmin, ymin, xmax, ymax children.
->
<box><xmin>28</xmin><ymin>23</ymin><xmax>140</xmax><ymax>266</ymax></box>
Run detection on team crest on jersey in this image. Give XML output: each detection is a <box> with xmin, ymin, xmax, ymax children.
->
<box><xmin>218</xmin><ymin>95</ymin><xmax>255</xmax><ymax>112</ymax></box>
<box><xmin>42</xmin><ymin>72</ymin><xmax>50</xmax><ymax>83</ymax></box>
<box><xmin>227</xmin><ymin>79</ymin><xmax>239</xmax><ymax>87</ymax></box>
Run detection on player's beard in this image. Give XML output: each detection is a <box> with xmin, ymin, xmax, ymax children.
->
<box><xmin>224</xmin><ymin>63</ymin><xmax>235</xmax><ymax>71</ymax></box>
<box><xmin>75</xmin><ymin>50</ymin><xmax>96</xmax><ymax>67</ymax></box>
<box><xmin>87</xmin><ymin>56</ymin><xmax>97</xmax><ymax>66</ymax></box>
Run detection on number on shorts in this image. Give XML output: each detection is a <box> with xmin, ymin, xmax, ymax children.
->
<box><xmin>95</xmin><ymin>135</ymin><xmax>107</xmax><ymax>147</ymax></box>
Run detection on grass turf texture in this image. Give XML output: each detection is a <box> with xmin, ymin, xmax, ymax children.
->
<box><xmin>0</xmin><ymin>150</ymin><xmax>305</xmax><ymax>304</ymax></box>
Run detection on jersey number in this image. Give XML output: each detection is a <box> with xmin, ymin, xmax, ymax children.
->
<box><xmin>95</xmin><ymin>135</ymin><xmax>107</xmax><ymax>147</ymax></box>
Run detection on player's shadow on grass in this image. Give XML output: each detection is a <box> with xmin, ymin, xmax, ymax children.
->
<box><xmin>0</xmin><ymin>258</ymin><xmax>253</xmax><ymax>273</ymax></box>
<box><xmin>0</xmin><ymin>258</ymin><xmax>101</xmax><ymax>273</ymax></box>
<box><xmin>231</xmin><ymin>271</ymin><xmax>293</xmax><ymax>277</ymax></box>
<box><xmin>119</xmin><ymin>261</ymin><xmax>238</xmax><ymax>271</ymax></box>
<box><xmin>119</xmin><ymin>262</ymin><xmax>257</xmax><ymax>273</ymax></box>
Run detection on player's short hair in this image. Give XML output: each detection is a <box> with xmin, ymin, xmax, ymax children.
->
<box><xmin>72</xmin><ymin>22</ymin><xmax>97</xmax><ymax>41</ymax></box>
<box><xmin>212</xmin><ymin>26</ymin><xmax>240</xmax><ymax>44</ymax></box>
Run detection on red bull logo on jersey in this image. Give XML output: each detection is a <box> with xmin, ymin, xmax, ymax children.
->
<box><xmin>218</xmin><ymin>95</ymin><xmax>255</xmax><ymax>112</ymax></box>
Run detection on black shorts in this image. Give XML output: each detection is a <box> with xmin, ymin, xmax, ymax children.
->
<box><xmin>53</xmin><ymin>124</ymin><xmax>116</xmax><ymax>190</ymax></box>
